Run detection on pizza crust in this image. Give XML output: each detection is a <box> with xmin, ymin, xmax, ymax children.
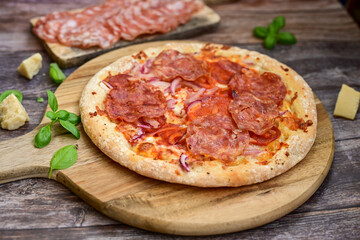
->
<box><xmin>80</xmin><ymin>42</ymin><xmax>317</xmax><ymax>187</ymax></box>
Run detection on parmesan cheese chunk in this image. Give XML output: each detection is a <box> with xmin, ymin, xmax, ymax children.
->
<box><xmin>17</xmin><ymin>53</ymin><xmax>42</xmax><ymax>80</ymax></box>
<box><xmin>0</xmin><ymin>94</ymin><xmax>29</xmax><ymax>130</ymax></box>
<box><xmin>333</xmin><ymin>84</ymin><xmax>360</xmax><ymax>120</ymax></box>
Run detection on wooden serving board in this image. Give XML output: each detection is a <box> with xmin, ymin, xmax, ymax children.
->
<box><xmin>30</xmin><ymin>6</ymin><xmax>220</xmax><ymax>68</ymax></box>
<box><xmin>0</xmin><ymin>41</ymin><xmax>334</xmax><ymax>236</ymax></box>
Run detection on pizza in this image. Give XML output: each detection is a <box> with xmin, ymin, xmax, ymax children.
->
<box><xmin>80</xmin><ymin>42</ymin><xmax>316</xmax><ymax>187</ymax></box>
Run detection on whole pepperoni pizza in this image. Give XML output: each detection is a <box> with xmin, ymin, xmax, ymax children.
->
<box><xmin>80</xmin><ymin>42</ymin><xmax>316</xmax><ymax>187</ymax></box>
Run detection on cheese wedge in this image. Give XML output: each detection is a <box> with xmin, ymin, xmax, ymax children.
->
<box><xmin>333</xmin><ymin>84</ymin><xmax>360</xmax><ymax>120</ymax></box>
<box><xmin>0</xmin><ymin>94</ymin><xmax>29</xmax><ymax>130</ymax></box>
<box><xmin>17</xmin><ymin>53</ymin><xmax>42</xmax><ymax>80</ymax></box>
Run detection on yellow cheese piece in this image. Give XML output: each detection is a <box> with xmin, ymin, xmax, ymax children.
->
<box><xmin>333</xmin><ymin>84</ymin><xmax>360</xmax><ymax>120</ymax></box>
<box><xmin>17</xmin><ymin>53</ymin><xmax>42</xmax><ymax>80</ymax></box>
<box><xmin>0</xmin><ymin>94</ymin><xmax>29</xmax><ymax>130</ymax></box>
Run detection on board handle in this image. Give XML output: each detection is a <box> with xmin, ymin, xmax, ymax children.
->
<box><xmin>0</xmin><ymin>125</ymin><xmax>53</xmax><ymax>184</ymax></box>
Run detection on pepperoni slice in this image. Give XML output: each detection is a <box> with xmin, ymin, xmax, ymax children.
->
<box><xmin>249</xmin><ymin>126</ymin><xmax>281</xmax><ymax>146</ymax></box>
<box><xmin>187</xmin><ymin>95</ymin><xmax>231</xmax><ymax>121</ymax></box>
<box><xmin>229</xmin><ymin>70</ymin><xmax>286</xmax><ymax>106</ymax></box>
<box><xmin>149</xmin><ymin>49</ymin><xmax>207</xmax><ymax>82</ymax></box>
<box><xmin>104</xmin><ymin>75</ymin><xmax>166</xmax><ymax>122</ymax></box>
<box><xmin>228</xmin><ymin>92</ymin><xmax>279</xmax><ymax>136</ymax></box>
<box><xmin>209</xmin><ymin>59</ymin><xmax>245</xmax><ymax>84</ymax></box>
<box><xmin>186</xmin><ymin>114</ymin><xmax>249</xmax><ymax>161</ymax></box>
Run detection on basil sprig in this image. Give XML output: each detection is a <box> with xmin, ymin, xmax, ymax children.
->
<box><xmin>48</xmin><ymin>145</ymin><xmax>78</xmax><ymax>178</ymax></box>
<box><xmin>49</xmin><ymin>63</ymin><xmax>66</xmax><ymax>85</ymax></box>
<box><xmin>34</xmin><ymin>90</ymin><xmax>81</xmax><ymax>148</ymax></box>
<box><xmin>0</xmin><ymin>90</ymin><xmax>23</xmax><ymax>104</ymax></box>
<box><xmin>253</xmin><ymin>16</ymin><xmax>296</xmax><ymax>49</ymax></box>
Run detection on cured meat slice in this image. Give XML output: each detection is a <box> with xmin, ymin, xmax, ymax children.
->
<box><xmin>33</xmin><ymin>0</ymin><xmax>204</xmax><ymax>49</ymax></box>
<box><xmin>209</xmin><ymin>59</ymin><xmax>245</xmax><ymax>84</ymax></box>
<box><xmin>186</xmin><ymin>114</ymin><xmax>249</xmax><ymax>161</ymax></box>
<box><xmin>187</xmin><ymin>95</ymin><xmax>231</xmax><ymax>121</ymax></box>
<box><xmin>229</xmin><ymin>71</ymin><xmax>286</xmax><ymax>106</ymax></box>
<box><xmin>228</xmin><ymin>92</ymin><xmax>279</xmax><ymax>136</ymax></box>
<box><xmin>149</xmin><ymin>49</ymin><xmax>207</xmax><ymax>81</ymax></box>
<box><xmin>104</xmin><ymin>75</ymin><xmax>167</xmax><ymax>122</ymax></box>
<box><xmin>249</xmin><ymin>126</ymin><xmax>281</xmax><ymax>146</ymax></box>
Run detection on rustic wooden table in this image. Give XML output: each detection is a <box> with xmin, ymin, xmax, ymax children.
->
<box><xmin>0</xmin><ymin>0</ymin><xmax>359</xmax><ymax>239</ymax></box>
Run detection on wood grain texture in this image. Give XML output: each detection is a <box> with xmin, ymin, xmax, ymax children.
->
<box><xmin>30</xmin><ymin>6</ymin><xmax>220</xmax><ymax>68</ymax></box>
<box><xmin>1</xmin><ymin>0</ymin><xmax>359</xmax><ymax>239</ymax></box>
<box><xmin>0</xmin><ymin>41</ymin><xmax>334</xmax><ymax>235</ymax></box>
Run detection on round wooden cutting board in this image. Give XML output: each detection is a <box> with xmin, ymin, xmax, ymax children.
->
<box><xmin>0</xmin><ymin>41</ymin><xmax>334</xmax><ymax>236</ymax></box>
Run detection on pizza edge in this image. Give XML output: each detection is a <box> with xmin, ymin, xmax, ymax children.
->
<box><xmin>79</xmin><ymin>42</ymin><xmax>317</xmax><ymax>187</ymax></box>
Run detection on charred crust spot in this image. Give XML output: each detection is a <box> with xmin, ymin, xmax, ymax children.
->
<box><xmin>285</xmin><ymin>151</ymin><xmax>290</xmax><ymax>157</ymax></box>
<box><xmin>133</xmin><ymin>50</ymin><xmax>147</xmax><ymax>60</ymax></box>
<box><xmin>221</xmin><ymin>44</ymin><xmax>231</xmax><ymax>50</ymax></box>
<box><xmin>202</xmin><ymin>43</ymin><xmax>218</xmax><ymax>52</ymax></box>
<box><xmin>207</xmin><ymin>172</ymin><xmax>210</xmax><ymax>175</ymax></box>
<box><xmin>138</xmin><ymin>142</ymin><xmax>154</xmax><ymax>152</ymax></box>
<box><xmin>291</xmin><ymin>92</ymin><xmax>298</xmax><ymax>104</ymax></box>
<box><xmin>280</xmin><ymin>65</ymin><xmax>289</xmax><ymax>72</ymax></box>
<box><xmin>89</xmin><ymin>111</ymin><xmax>97</xmax><ymax>118</ymax></box>
<box><xmin>92</xmin><ymin>91</ymin><xmax>97</xmax><ymax>95</ymax></box>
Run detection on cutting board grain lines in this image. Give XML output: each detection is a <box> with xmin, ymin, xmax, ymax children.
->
<box><xmin>30</xmin><ymin>6</ymin><xmax>220</xmax><ymax>68</ymax></box>
<box><xmin>0</xmin><ymin>41</ymin><xmax>334</xmax><ymax>236</ymax></box>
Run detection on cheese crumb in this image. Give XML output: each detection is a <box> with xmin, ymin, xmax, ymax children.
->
<box><xmin>333</xmin><ymin>84</ymin><xmax>360</xmax><ymax>120</ymax></box>
<box><xmin>0</xmin><ymin>94</ymin><xmax>29</xmax><ymax>130</ymax></box>
<box><xmin>17</xmin><ymin>53</ymin><xmax>42</xmax><ymax>80</ymax></box>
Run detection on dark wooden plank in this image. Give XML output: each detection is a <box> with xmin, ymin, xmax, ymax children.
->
<box><xmin>0</xmin><ymin>207</ymin><xmax>359</xmax><ymax>239</ymax></box>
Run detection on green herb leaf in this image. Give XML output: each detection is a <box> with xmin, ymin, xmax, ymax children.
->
<box><xmin>37</xmin><ymin>97</ymin><xmax>44</xmax><ymax>103</ymax></box>
<box><xmin>264</xmin><ymin>34</ymin><xmax>277</xmax><ymax>49</ymax></box>
<box><xmin>273</xmin><ymin>16</ymin><xmax>285</xmax><ymax>31</ymax></box>
<box><xmin>34</xmin><ymin>125</ymin><xmax>52</xmax><ymax>148</ymax></box>
<box><xmin>46</xmin><ymin>90</ymin><xmax>58</xmax><ymax>112</ymax></box>
<box><xmin>45</xmin><ymin>111</ymin><xmax>56</xmax><ymax>121</ymax></box>
<box><xmin>67</xmin><ymin>113</ymin><xmax>81</xmax><ymax>125</ymax></box>
<box><xmin>48</xmin><ymin>145</ymin><xmax>78</xmax><ymax>178</ymax></box>
<box><xmin>253</xmin><ymin>26</ymin><xmax>268</xmax><ymax>39</ymax></box>
<box><xmin>49</xmin><ymin>63</ymin><xmax>66</xmax><ymax>84</ymax></box>
<box><xmin>56</xmin><ymin>110</ymin><xmax>70</xmax><ymax>120</ymax></box>
<box><xmin>59</xmin><ymin>120</ymin><xmax>80</xmax><ymax>139</ymax></box>
<box><xmin>0</xmin><ymin>90</ymin><xmax>23</xmax><ymax>104</ymax></box>
<box><xmin>277</xmin><ymin>32</ymin><xmax>297</xmax><ymax>45</ymax></box>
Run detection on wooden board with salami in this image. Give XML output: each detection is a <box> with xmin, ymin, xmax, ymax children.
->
<box><xmin>30</xmin><ymin>1</ymin><xmax>220</xmax><ymax>68</ymax></box>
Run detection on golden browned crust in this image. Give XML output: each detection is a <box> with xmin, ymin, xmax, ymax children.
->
<box><xmin>80</xmin><ymin>42</ymin><xmax>317</xmax><ymax>187</ymax></box>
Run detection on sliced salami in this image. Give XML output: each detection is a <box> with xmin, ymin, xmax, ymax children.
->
<box><xmin>149</xmin><ymin>49</ymin><xmax>207</xmax><ymax>81</ymax></box>
<box><xmin>104</xmin><ymin>75</ymin><xmax>167</xmax><ymax>123</ymax></box>
<box><xmin>209</xmin><ymin>59</ymin><xmax>245</xmax><ymax>84</ymax></box>
<box><xmin>228</xmin><ymin>92</ymin><xmax>279</xmax><ymax>136</ymax></box>
<box><xmin>186</xmin><ymin>114</ymin><xmax>249</xmax><ymax>161</ymax></box>
<box><xmin>229</xmin><ymin>71</ymin><xmax>286</xmax><ymax>106</ymax></box>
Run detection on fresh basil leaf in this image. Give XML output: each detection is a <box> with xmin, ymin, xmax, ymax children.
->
<box><xmin>277</xmin><ymin>32</ymin><xmax>297</xmax><ymax>45</ymax></box>
<box><xmin>67</xmin><ymin>113</ymin><xmax>81</xmax><ymax>125</ymax></box>
<box><xmin>46</xmin><ymin>90</ymin><xmax>58</xmax><ymax>112</ymax></box>
<box><xmin>37</xmin><ymin>97</ymin><xmax>44</xmax><ymax>103</ymax></box>
<box><xmin>0</xmin><ymin>90</ymin><xmax>23</xmax><ymax>104</ymax></box>
<box><xmin>264</xmin><ymin>34</ymin><xmax>277</xmax><ymax>49</ymax></box>
<box><xmin>59</xmin><ymin>120</ymin><xmax>80</xmax><ymax>139</ymax></box>
<box><xmin>253</xmin><ymin>26</ymin><xmax>268</xmax><ymax>39</ymax></box>
<box><xmin>34</xmin><ymin>125</ymin><xmax>52</xmax><ymax>148</ymax></box>
<box><xmin>273</xmin><ymin>16</ymin><xmax>285</xmax><ymax>31</ymax></box>
<box><xmin>56</xmin><ymin>110</ymin><xmax>70</xmax><ymax>120</ymax></box>
<box><xmin>45</xmin><ymin>111</ymin><xmax>56</xmax><ymax>121</ymax></box>
<box><xmin>48</xmin><ymin>145</ymin><xmax>77</xmax><ymax>178</ymax></box>
<box><xmin>49</xmin><ymin>63</ymin><xmax>66</xmax><ymax>85</ymax></box>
